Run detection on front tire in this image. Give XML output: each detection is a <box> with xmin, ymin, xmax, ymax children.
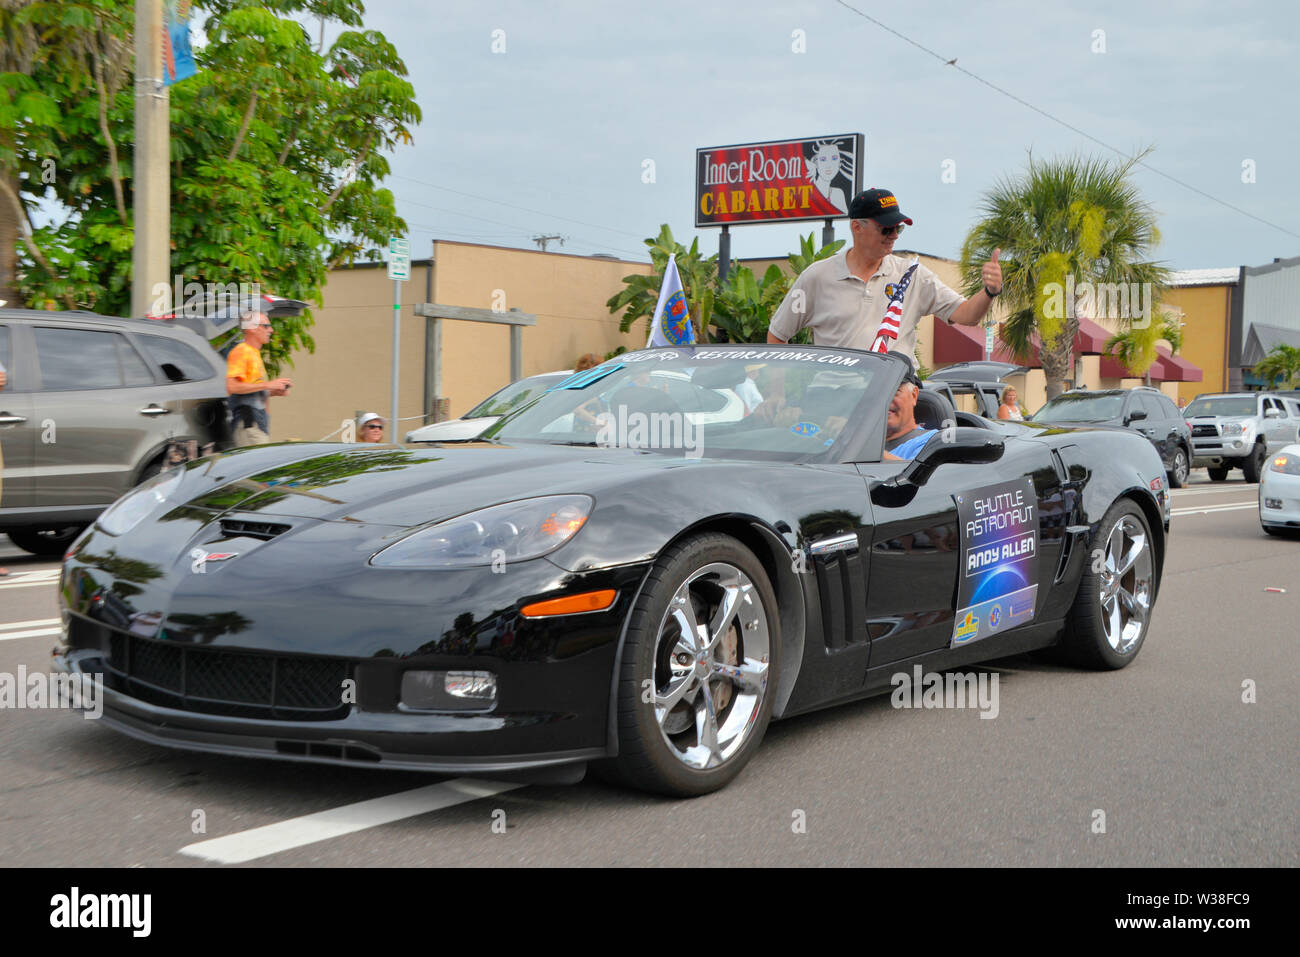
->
<box><xmin>1167</xmin><ymin>447</ymin><xmax>1190</xmax><ymax>489</ymax></box>
<box><xmin>1242</xmin><ymin>442</ymin><xmax>1267</xmax><ymax>484</ymax></box>
<box><xmin>605</xmin><ymin>533</ymin><xmax>779</xmax><ymax>796</ymax></box>
<box><xmin>5</xmin><ymin>525</ymin><xmax>86</xmax><ymax>557</ymax></box>
<box><xmin>1056</xmin><ymin>500</ymin><xmax>1157</xmax><ymax>670</ymax></box>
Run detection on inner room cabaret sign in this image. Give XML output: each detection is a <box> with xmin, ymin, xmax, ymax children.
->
<box><xmin>695</xmin><ymin>134</ymin><xmax>864</xmax><ymax>227</ymax></box>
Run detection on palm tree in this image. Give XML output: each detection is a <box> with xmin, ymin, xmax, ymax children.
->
<box><xmin>1104</xmin><ymin>311</ymin><xmax>1183</xmax><ymax>386</ymax></box>
<box><xmin>1254</xmin><ymin>344</ymin><xmax>1300</xmax><ymax>389</ymax></box>
<box><xmin>961</xmin><ymin>152</ymin><xmax>1170</xmax><ymax>398</ymax></box>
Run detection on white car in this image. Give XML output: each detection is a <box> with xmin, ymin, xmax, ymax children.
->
<box><xmin>1259</xmin><ymin>443</ymin><xmax>1300</xmax><ymax>537</ymax></box>
<box><xmin>405</xmin><ymin>371</ymin><xmax>572</xmax><ymax>443</ymax></box>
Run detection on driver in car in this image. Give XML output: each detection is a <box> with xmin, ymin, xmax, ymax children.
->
<box><xmin>883</xmin><ymin>365</ymin><xmax>937</xmax><ymax>460</ymax></box>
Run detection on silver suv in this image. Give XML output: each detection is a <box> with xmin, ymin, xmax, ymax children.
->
<box><xmin>1185</xmin><ymin>392</ymin><xmax>1300</xmax><ymax>482</ymax></box>
<box><xmin>0</xmin><ymin>309</ymin><xmax>230</xmax><ymax>555</ymax></box>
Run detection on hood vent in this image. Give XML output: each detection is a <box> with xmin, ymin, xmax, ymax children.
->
<box><xmin>219</xmin><ymin>518</ymin><xmax>291</xmax><ymax>541</ymax></box>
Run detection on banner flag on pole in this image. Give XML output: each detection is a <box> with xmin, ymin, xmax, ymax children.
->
<box><xmin>869</xmin><ymin>258</ymin><xmax>920</xmax><ymax>353</ymax></box>
<box><xmin>163</xmin><ymin>1</ymin><xmax>197</xmax><ymax>86</ymax></box>
<box><xmin>647</xmin><ymin>254</ymin><xmax>696</xmax><ymax>348</ymax></box>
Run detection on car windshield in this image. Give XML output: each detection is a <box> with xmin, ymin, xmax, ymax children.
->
<box><xmin>487</xmin><ymin>348</ymin><xmax>886</xmax><ymax>461</ymax></box>
<box><xmin>1030</xmin><ymin>393</ymin><xmax>1124</xmax><ymax>423</ymax></box>
<box><xmin>464</xmin><ymin>374</ymin><xmax>569</xmax><ymax>418</ymax></box>
<box><xmin>1184</xmin><ymin>396</ymin><xmax>1257</xmax><ymax>417</ymax></box>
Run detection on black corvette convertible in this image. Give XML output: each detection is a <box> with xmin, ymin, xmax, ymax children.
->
<box><xmin>55</xmin><ymin>347</ymin><xmax>1170</xmax><ymax>796</ymax></box>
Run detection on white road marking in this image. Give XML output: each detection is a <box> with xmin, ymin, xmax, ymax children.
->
<box><xmin>1171</xmin><ymin>502</ymin><xmax>1258</xmax><ymax>516</ymax></box>
<box><xmin>0</xmin><ymin>570</ymin><xmax>62</xmax><ymax>590</ymax></box>
<box><xmin>0</xmin><ymin>619</ymin><xmax>62</xmax><ymax>642</ymax></box>
<box><xmin>178</xmin><ymin>778</ymin><xmax>526</xmax><ymax>864</ymax></box>
<box><xmin>0</xmin><ymin>627</ymin><xmax>62</xmax><ymax>642</ymax></box>
<box><xmin>0</xmin><ymin>618</ymin><xmax>61</xmax><ymax>631</ymax></box>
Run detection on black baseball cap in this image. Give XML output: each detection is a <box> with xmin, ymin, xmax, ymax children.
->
<box><xmin>849</xmin><ymin>188</ymin><xmax>913</xmax><ymax>227</ymax></box>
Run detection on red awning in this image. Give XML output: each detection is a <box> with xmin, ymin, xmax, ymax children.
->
<box><xmin>1099</xmin><ymin>344</ymin><xmax>1204</xmax><ymax>382</ymax></box>
<box><xmin>1074</xmin><ymin>316</ymin><xmax>1113</xmax><ymax>355</ymax></box>
<box><xmin>932</xmin><ymin>320</ymin><xmax>1041</xmax><ymax>367</ymax></box>
<box><xmin>1156</xmin><ymin>345</ymin><xmax>1202</xmax><ymax>382</ymax></box>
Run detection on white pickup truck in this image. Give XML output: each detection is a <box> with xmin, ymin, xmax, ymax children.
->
<box><xmin>1185</xmin><ymin>392</ymin><xmax>1300</xmax><ymax>482</ymax></box>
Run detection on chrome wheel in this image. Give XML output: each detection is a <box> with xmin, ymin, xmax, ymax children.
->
<box><xmin>1171</xmin><ymin>449</ymin><xmax>1189</xmax><ymax>487</ymax></box>
<box><xmin>1097</xmin><ymin>515</ymin><xmax>1152</xmax><ymax>654</ymax></box>
<box><xmin>652</xmin><ymin>562</ymin><xmax>770</xmax><ymax>770</ymax></box>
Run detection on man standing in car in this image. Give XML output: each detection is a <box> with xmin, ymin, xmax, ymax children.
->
<box><xmin>767</xmin><ymin>188</ymin><xmax>1002</xmax><ymax>354</ymax></box>
<box><xmin>226</xmin><ymin>310</ymin><xmax>292</xmax><ymax>446</ymax></box>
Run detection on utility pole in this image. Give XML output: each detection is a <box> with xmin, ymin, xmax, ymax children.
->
<box><xmin>532</xmin><ymin>235</ymin><xmax>564</xmax><ymax>252</ymax></box>
<box><xmin>131</xmin><ymin>0</ymin><xmax>169</xmax><ymax>318</ymax></box>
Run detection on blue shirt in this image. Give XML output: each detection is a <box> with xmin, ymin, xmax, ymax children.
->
<box><xmin>888</xmin><ymin>428</ymin><xmax>936</xmax><ymax>460</ymax></box>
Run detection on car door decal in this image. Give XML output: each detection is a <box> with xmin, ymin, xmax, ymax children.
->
<box><xmin>952</xmin><ymin>477</ymin><xmax>1040</xmax><ymax>646</ymax></box>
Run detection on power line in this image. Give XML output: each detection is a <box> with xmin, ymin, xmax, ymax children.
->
<box><xmin>832</xmin><ymin>0</ymin><xmax>1300</xmax><ymax>242</ymax></box>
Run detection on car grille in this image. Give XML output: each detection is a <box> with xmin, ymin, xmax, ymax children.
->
<box><xmin>1191</xmin><ymin>424</ymin><xmax>1218</xmax><ymax>437</ymax></box>
<box><xmin>93</xmin><ymin>627</ymin><xmax>351</xmax><ymax>721</ymax></box>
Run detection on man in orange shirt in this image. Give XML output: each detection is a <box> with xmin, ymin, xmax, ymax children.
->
<box><xmin>226</xmin><ymin>310</ymin><xmax>292</xmax><ymax>446</ymax></box>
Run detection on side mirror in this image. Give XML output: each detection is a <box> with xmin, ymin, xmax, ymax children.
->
<box><xmin>1264</xmin><ymin>408</ymin><xmax>1280</xmax><ymax>418</ymax></box>
<box><xmin>895</xmin><ymin>429</ymin><xmax>1005</xmax><ymax>487</ymax></box>
<box><xmin>1125</xmin><ymin>409</ymin><xmax>1147</xmax><ymax>424</ymax></box>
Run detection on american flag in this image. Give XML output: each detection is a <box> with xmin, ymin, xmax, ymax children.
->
<box><xmin>869</xmin><ymin>259</ymin><xmax>920</xmax><ymax>353</ymax></box>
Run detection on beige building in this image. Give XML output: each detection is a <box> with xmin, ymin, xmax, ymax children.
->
<box><xmin>275</xmin><ymin>239</ymin><xmax>1222</xmax><ymax>440</ymax></box>
<box><xmin>272</xmin><ymin>242</ymin><xmax>650</xmax><ymax>442</ymax></box>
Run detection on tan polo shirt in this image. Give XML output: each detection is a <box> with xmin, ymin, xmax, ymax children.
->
<box><xmin>769</xmin><ymin>251</ymin><xmax>965</xmax><ymax>356</ymax></box>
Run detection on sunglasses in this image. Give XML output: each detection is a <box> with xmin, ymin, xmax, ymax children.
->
<box><xmin>364</xmin><ymin>423</ymin><xmax>384</xmax><ymax>429</ymax></box>
<box><xmin>877</xmin><ymin>223</ymin><xmax>905</xmax><ymax>237</ymax></box>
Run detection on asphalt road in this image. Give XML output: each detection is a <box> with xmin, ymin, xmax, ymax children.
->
<box><xmin>1</xmin><ymin>471</ymin><xmax>1296</xmax><ymax>867</ymax></box>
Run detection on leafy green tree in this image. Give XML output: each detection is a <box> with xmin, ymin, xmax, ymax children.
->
<box><xmin>961</xmin><ymin>152</ymin><xmax>1169</xmax><ymax>398</ymax></box>
<box><xmin>6</xmin><ymin>0</ymin><xmax>418</xmax><ymax>375</ymax></box>
<box><xmin>710</xmin><ymin>264</ymin><xmax>787</xmax><ymax>344</ymax></box>
<box><xmin>606</xmin><ymin>223</ymin><xmax>717</xmax><ymax>344</ymax></box>
<box><xmin>607</xmin><ymin>227</ymin><xmax>842</xmax><ymax>346</ymax></box>
<box><xmin>710</xmin><ymin>232</ymin><xmax>842</xmax><ymax>343</ymax></box>
<box><xmin>1254</xmin><ymin>343</ymin><xmax>1300</xmax><ymax>389</ymax></box>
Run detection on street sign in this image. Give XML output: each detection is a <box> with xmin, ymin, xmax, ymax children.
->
<box><xmin>387</xmin><ymin>237</ymin><xmax>410</xmax><ymax>281</ymax></box>
<box><xmin>984</xmin><ymin>323</ymin><xmax>995</xmax><ymax>360</ymax></box>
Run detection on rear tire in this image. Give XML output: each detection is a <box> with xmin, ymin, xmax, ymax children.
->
<box><xmin>1167</xmin><ymin>447</ymin><xmax>1189</xmax><ymax>489</ymax></box>
<box><xmin>603</xmin><ymin>533</ymin><xmax>779</xmax><ymax>797</ymax></box>
<box><xmin>1056</xmin><ymin>500</ymin><xmax>1157</xmax><ymax>670</ymax></box>
<box><xmin>1208</xmin><ymin>466</ymin><xmax>1229</xmax><ymax>482</ymax></box>
<box><xmin>5</xmin><ymin>525</ymin><xmax>86</xmax><ymax>557</ymax></box>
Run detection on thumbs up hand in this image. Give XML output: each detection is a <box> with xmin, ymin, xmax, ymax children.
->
<box><xmin>982</xmin><ymin>248</ymin><xmax>1003</xmax><ymax>296</ymax></box>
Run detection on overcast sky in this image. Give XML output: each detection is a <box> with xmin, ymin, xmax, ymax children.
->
<box><xmin>347</xmin><ymin>0</ymin><xmax>1298</xmax><ymax>270</ymax></box>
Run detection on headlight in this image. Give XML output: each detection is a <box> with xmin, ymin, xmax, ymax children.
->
<box><xmin>1269</xmin><ymin>453</ymin><xmax>1300</xmax><ymax>475</ymax></box>
<box><xmin>1220</xmin><ymin>422</ymin><xmax>1245</xmax><ymax>436</ymax></box>
<box><xmin>96</xmin><ymin>467</ymin><xmax>185</xmax><ymax>536</ymax></box>
<box><xmin>370</xmin><ymin>495</ymin><xmax>593</xmax><ymax>568</ymax></box>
